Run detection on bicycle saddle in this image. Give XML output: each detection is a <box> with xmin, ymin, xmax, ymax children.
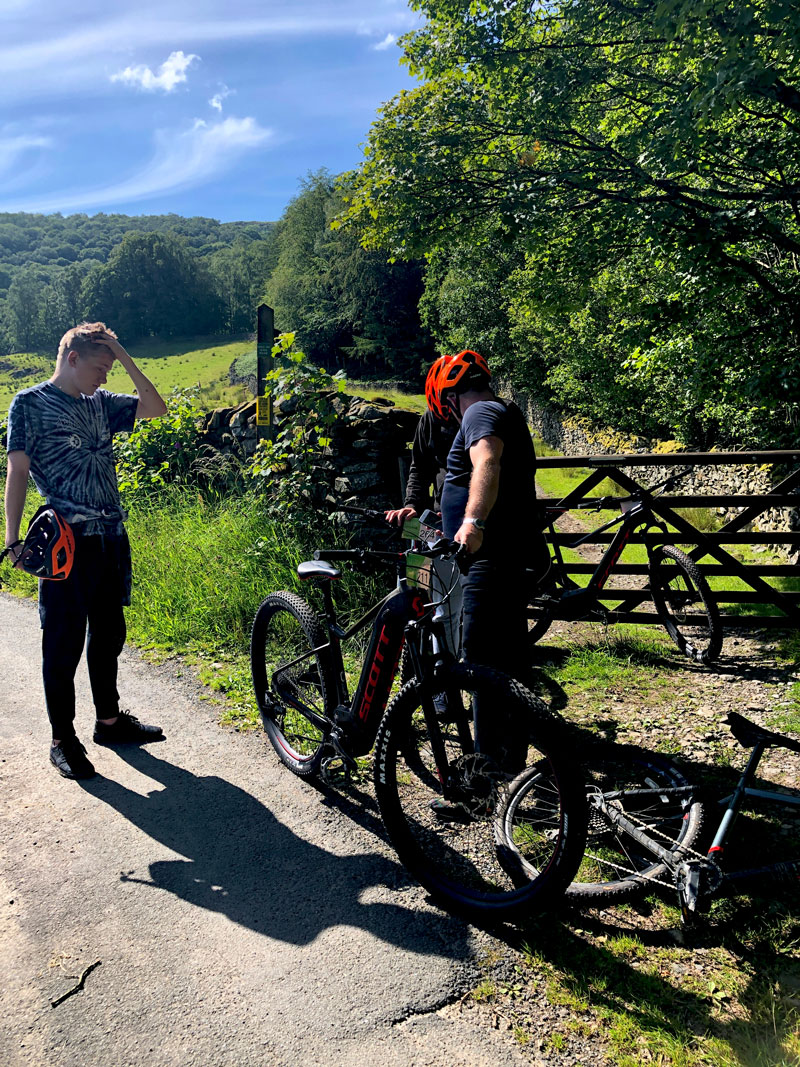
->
<box><xmin>725</xmin><ymin>711</ymin><xmax>800</xmax><ymax>754</ymax></box>
<box><xmin>297</xmin><ymin>560</ymin><xmax>342</xmax><ymax>582</ymax></box>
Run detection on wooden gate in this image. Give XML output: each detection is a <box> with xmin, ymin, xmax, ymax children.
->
<box><xmin>534</xmin><ymin>449</ymin><xmax>800</xmax><ymax>630</ymax></box>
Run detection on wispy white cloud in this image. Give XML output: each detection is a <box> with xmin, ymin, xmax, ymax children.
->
<box><xmin>0</xmin><ymin>115</ymin><xmax>273</xmax><ymax>213</ymax></box>
<box><xmin>209</xmin><ymin>84</ymin><xmax>233</xmax><ymax>112</ymax></box>
<box><xmin>371</xmin><ymin>33</ymin><xmax>396</xmax><ymax>51</ymax></box>
<box><xmin>0</xmin><ymin>8</ymin><xmax>418</xmax><ymax>89</ymax></box>
<box><xmin>111</xmin><ymin>49</ymin><xmax>198</xmax><ymax>92</ymax></box>
<box><xmin>0</xmin><ymin>132</ymin><xmax>53</xmax><ymax>178</ymax></box>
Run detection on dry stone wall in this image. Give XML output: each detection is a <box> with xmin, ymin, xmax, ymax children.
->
<box><xmin>196</xmin><ymin>393</ymin><xmax>418</xmax><ymax>514</ymax></box>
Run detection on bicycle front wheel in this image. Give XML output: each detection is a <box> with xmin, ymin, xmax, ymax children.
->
<box><xmin>501</xmin><ymin>746</ymin><xmax>703</xmax><ymax>906</ymax></box>
<box><xmin>649</xmin><ymin>545</ymin><xmax>722</xmax><ymax>664</ymax></box>
<box><xmin>250</xmin><ymin>591</ymin><xmax>334</xmax><ymax>777</ymax></box>
<box><xmin>374</xmin><ymin>664</ymin><xmax>587</xmax><ymax>919</ymax></box>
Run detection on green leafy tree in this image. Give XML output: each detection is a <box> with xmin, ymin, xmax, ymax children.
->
<box><xmin>83</xmin><ymin>232</ymin><xmax>223</xmax><ymax>340</ymax></box>
<box><xmin>344</xmin><ymin>0</ymin><xmax>800</xmax><ymax>446</ymax></box>
<box><xmin>268</xmin><ymin>171</ymin><xmax>434</xmax><ymax>379</ymax></box>
<box><xmin>6</xmin><ymin>266</ymin><xmax>49</xmax><ymax>351</ymax></box>
<box><xmin>210</xmin><ymin>237</ymin><xmax>278</xmax><ymax>332</ymax></box>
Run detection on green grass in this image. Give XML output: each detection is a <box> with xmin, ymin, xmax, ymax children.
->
<box><xmin>500</xmin><ymin>913</ymin><xmax>800</xmax><ymax>1067</ymax></box>
<box><xmin>346</xmin><ymin>381</ymin><xmax>427</xmax><ymax>414</ymax></box>
<box><xmin>0</xmin><ymin>352</ymin><xmax>52</xmax><ymax>413</ymax></box>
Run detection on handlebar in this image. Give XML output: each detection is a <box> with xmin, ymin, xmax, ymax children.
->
<box><xmin>338</xmin><ymin>504</ymin><xmax>393</xmax><ymax>524</ymax></box>
<box><xmin>567</xmin><ymin>467</ymin><xmax>695</xmax><ymax>513</ymax></box>
<box><xmin>314</xmin><ymin>539</ymin><xmax>470</xmax><ymax>573</ymax></box>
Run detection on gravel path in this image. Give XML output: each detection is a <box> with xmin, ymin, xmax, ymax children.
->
<box><xmin>0</xmin><ymin>592</ymin><xmax>532</xmax><ymax>1067</ymax></box>
<box><xmin>3</xmin><ymin>580</ymin><xmax>798</xmax><ymax>1067</ymax></box>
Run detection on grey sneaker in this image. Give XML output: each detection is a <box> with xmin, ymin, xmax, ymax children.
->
<box><xmin>50</xmin><ymin>737</ymin><xmax>96</xmax><ymax>779</ymax></box>
<box><xmin>94</xmin><ymin>710</ymin><xmax>164</xmax><ymax>745</ymax></box>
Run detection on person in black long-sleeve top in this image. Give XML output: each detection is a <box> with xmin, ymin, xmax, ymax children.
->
<box><xmin>386</xmin><ymin>367</ymin><xmax>461</xmax><ymax>658</ymax></box>
<box><xmin>388</xmin><ymin>409</ymin><xmax>457</xmax><ymax>523</ymax></box>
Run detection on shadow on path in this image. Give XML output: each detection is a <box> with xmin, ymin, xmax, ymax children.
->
<box><xmin>80</xmin><ymin>745</ymin><xmax>469</xmax><ymax>958</ymax></box>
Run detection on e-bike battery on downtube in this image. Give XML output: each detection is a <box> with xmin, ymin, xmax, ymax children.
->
<box><xmin>345</xmin><ymin>584</ymin><xmax>427</xmax><ymax>756</ymax></box>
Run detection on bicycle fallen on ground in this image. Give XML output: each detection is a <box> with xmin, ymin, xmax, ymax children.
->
<box><xmin>250</xmin><ymin>532</ymin><xmax>587</xmax><ymax>919</ymax></box>
<box><xmin>529</xmin><ymin>468</ymin><xmax>723</xmax><ymax>664</ymax></box>
<box><xmin>497</xmin><ymin>711</ymin><xmax>800</xmax><ymax>927</ymax></box>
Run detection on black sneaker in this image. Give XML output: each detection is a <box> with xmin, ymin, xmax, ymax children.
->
<box><xmin>93</xmin><ymin>710</ymin><xmax>165</xmax><ymax>746</ymax></box>
<box><xmin>50</xmin><ymin>737</ymin><xmax>96</xmax><ymax>779</ymax></box>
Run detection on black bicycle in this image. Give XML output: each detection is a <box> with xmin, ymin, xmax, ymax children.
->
<box><xmin>250</xmin><ymin>538</ymin><xmax>587</xmax><ymax>918</ymax></box>
<box><xmin>497</xmin><ymin>712</ymin><xmax>800</xmax><ymax>926</ymax></box>
<box><xmin>529</xmin><ymin>468</ymin><xmax>723</xmax><ymax>664</ymax></box>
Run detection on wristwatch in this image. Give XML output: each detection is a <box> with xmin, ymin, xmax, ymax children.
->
<box><xmin>462</xmin><ymin>516</ymin><xmax>486</xmax><ymax>531</ymax></box>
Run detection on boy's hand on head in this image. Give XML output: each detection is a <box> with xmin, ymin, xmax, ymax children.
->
<box><xmin>92</xmin><ymin>331</ymin><xmax>125</xmax><ymax>361</ymax></box>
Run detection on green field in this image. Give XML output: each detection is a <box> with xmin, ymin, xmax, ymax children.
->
<box><xmin>0</xmin><ymin>336</ymin><xmax>256</xmax><ymax>417</ymax></box>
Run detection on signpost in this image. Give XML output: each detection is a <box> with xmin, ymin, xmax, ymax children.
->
<box><xmin>256</xmin><ymin>303</ymin><xmax>275</xmax><ymax>441</ymax></box>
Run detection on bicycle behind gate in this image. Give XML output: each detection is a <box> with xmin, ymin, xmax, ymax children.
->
<box><xmin>529</xmin><ymin>468</ymin><xmax>723</xmax><ymax>663</ymax></box>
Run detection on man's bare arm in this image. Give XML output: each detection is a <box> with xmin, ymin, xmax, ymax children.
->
<box><xmin>98</xmin><ymin>333</ymin><xmax>167</xmax><ymax>419</ymax></box>
<box><xmin>454</xmin><ymin>436</ymin><xmax>504</xmax><ymax>553</ymax></box>
<box><xmin>5</xmin><ymin>450</ymin><xmax>31</xmax><ymax>564</ymax></box>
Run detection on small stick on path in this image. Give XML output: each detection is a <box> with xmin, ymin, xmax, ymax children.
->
<box><xmin>50</xmin><ymin>960</ymin><xmax>101</xmax><ymax>1008</ymax></box>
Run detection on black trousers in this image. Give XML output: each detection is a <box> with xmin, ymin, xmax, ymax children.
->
<box><xmin>461</xmin><ymin>554</ymin><xmax>533</xmax><ymax>774</ymax></box>
<box><xmin>39</xmin><ymin>533</ymin><xmax>129</xmax><ymax>741</ymax></box>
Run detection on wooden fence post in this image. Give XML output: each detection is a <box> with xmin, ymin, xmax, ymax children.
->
<box><xmin>256</xmin><ymin>303</ymin><xmax>275</xmax><ymax>442</ymax></box>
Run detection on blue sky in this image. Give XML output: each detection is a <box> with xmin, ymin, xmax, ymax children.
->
<box><xmin>0</xmin><ymin>0</ymin><xmax>421</xmax><ymax>223</ymax></box>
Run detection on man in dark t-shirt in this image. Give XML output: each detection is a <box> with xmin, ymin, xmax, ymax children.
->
<box><xmin>4</xmin><ymin>322</ymin><xmax>168</xmax><ymax>780</ymax></box>
<box><xmin>432</xmin><ymin>350</ymin><xmax>549</xmax><ymax>776</ymax></box>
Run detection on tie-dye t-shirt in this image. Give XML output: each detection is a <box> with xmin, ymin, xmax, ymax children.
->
<box><xmin>7</xmin><ymin>382</ymin><xmax>138</xmax><ymax>535</ymax></box>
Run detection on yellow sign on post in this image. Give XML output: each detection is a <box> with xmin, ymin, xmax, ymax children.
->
<box><xmin>256</xmin><ymin>396</ymin><xmax>272</xmax><ymax>427</ymax></box>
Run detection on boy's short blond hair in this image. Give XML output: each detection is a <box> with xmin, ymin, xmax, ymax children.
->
<box><xmin>57</xmin><ymin>322</ymin><xmax>117</xmax><ymax>361</ymax></box>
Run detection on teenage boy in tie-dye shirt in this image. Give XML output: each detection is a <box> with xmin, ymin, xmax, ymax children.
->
<box><xmin>4</xmin><ymin>322</ymin><xmax>168</xmax><ymax>779</ymax></box>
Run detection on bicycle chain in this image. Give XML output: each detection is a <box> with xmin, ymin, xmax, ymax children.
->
<box><xmin>583</xmin><ymin>792</ymin><xmax>713</xmax><ymax>889</ymax></box>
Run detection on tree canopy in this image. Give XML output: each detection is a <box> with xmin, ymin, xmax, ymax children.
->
<box><xmin>268</xmin><ymin>171</ymin><xmax>434</xmax><ymax>379</ymax></box>
<box><xmin>0</xmin><ymin>212</ymin><xmax>276</xmax><ymax>354</ymax></box>
<box><xmin>344</xmin><ymin>0</ymin><xmax>800</xmax><ymax>447</ymax></box>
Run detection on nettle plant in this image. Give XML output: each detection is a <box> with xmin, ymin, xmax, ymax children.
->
<box><xmin>248</xmin><ymin>333</ymin><xmax>346</xmax><ymax>519</ymax></box>
<box><xmin>115</xmin><ymin>388</ymin><xmax>209</xmax><ymax>504</ymax></box>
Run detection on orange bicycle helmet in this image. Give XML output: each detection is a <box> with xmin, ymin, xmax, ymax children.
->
<box><xmin>425</xmin><ymin>355</ymin><xmax>456</xmax><ymax>421</ymax></box>
<box><xmin>17</xmin><ymin>507</ymin><xmax>75</xmax><ymax>580</ymax></box>
<box><xmin>430</xmin><ymin>349</ymin><xmax>490</xmax><ymax>422</ymax></box>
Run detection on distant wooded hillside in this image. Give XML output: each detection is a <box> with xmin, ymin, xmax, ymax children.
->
<box><xmin>0</xmin><ymin>212</ymin><xmax>274</xmax><ymax>272</ymax></box>
<box><xmin>0</xmin><ymin>176</ymin><xmax>435</xmax><ymax>385</ymax></box>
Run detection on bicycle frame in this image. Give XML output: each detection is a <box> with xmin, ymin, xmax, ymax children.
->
<box><xmin>277</xmin><ymin>551</ymin><xmax>462</xmax><ymax>761</ymax></box>
<box><xmin>539</xmin><ymin>499</ymin><xmax>665</xmax><ymax>613</ymax></box>
<box><xmin>589</xmin><ymin>739</ymin><xmax>800</xmax><ymax>915</ymax></box>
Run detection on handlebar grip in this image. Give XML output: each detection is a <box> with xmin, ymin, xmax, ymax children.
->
<box><xmin>313</xmin><ymin>549</ymin><xmax>363</xmax><ymax>561</ymax></box>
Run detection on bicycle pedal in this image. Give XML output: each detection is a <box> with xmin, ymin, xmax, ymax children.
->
<box><xmin>320</xmin><ymin>755</ymin><xmax>353</xmax><ymax>785</ymax></box>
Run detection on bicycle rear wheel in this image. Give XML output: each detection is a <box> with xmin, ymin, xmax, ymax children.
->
<box><xmin>250</xmin><ymin>591</ymin><xmax>334</xmax><ymax>777</ymax></box>
<box><xmin>500</xmin><ymin>746</ymin><xmax>703</xmax><ymax>906</ymax></box>
<box><xmin>649</xmin><ymin>545</ymin><xmax>722</xmax><ymax>664</ymax></box>
<box><xmin>374</xmin><ymin>664</ymin><xmax>587</xmax><ymax>919</ymax></box>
